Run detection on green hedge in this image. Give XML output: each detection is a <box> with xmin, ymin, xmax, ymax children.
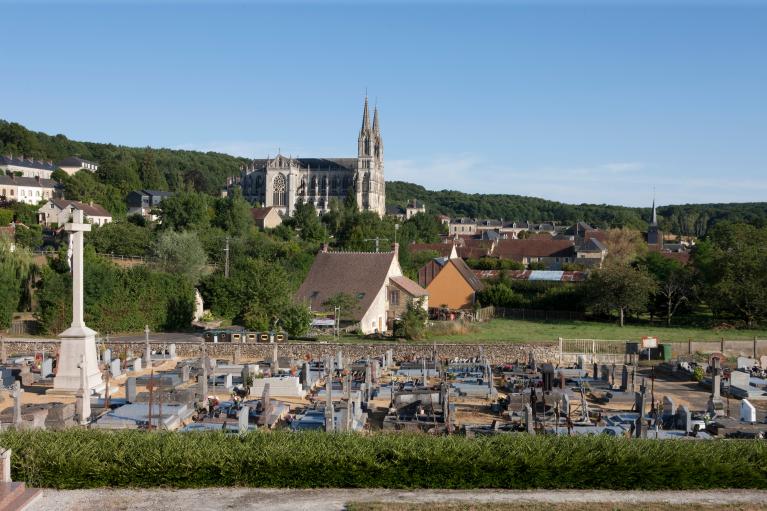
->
<box><xmin>2</xmin><ymin>430</ymin><xmax>766</xmax><ymax>489</ymax></box>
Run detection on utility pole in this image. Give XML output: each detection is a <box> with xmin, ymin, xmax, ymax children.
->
<box><xmin>224</xmin><ymin>236</ymin><xmax>230</xmax><ymax>278</ymax></box>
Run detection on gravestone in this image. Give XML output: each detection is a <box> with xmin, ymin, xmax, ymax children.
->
<box><xmin>11</xmin><ymin>382</ymin><xmax>23</xmax><ymax>428</ymax></box>
<box><xmin>740</xmin><ymin>399</ymin><xmax>757</xmax><ymax>423</ymax></box>
<box><xmin>711</xmin><ymin>356</ymin><xmax>723</xmax><ymax>400</ymax></box>
<box><xmin>102</xmin><ymin>349</ymin><xmax>112</xmax><ymax>365</ymax></box>
<box><xmin>600</xmin><ymin>365</ymin><xmax>610</xmax><ymax>382</ymax></box>
<box><xmin>110</xmin><ymin>358</ymin><xmax>122</xmax><ymax>379</ymax></box>
<box><xmin>635</xmin><ymin>386</ymin><xmax>647</xmax><ymax>438</ymax></box>
<box><xmin>336</xmin><ymin>350</ymin><xmax>343</xmax><ymax>371</ymax></box>
<box><xmin>760</xmin><ymin>356</ymin><xmax>767</xmax><ymax>370</ymax></box>
<box><xmin>259</xmin><ymin>383</ymin><xmax>271</xmax><ymax>426</ymax></box>
<box><xmin>677</xmin><ymin>405</ymin><xmax>692</xmax><ymax>433</ymax></box>
<box><xmin>0</xmin><ymin>368</ymin><xmax>15</xmax><ymax>387</ymax></box>
<box><xmin>18</xmin><ymin>365</ymin><xmax>34</xmax><ymax>386</ymax></box>
<box><xmin>372</xmin><ymin>360</ymin><xmax>381</xmax><ymax>382</ymax></box>
<box><xmin>199</xmin><ymin>352</ymin><xmax>209</xmax><ymax>400</ymax></box>
<box><xmin>132</xmin><ymin>358</ymin><xmax>142</xmax><ymax>372</ymax></box>
<box><xmin>126</xmin><ymin>377</ymin><xmax>137</xmax><ymax>403</ymax></box>
<box><xmin>182</xmin><ymin>365</ymin><xmax>191</xmax><ymax>383</ymax></box>
<box><xmin>76</xmin><ymin>355</ymin><xmax>90</xmax><ymax>425</ymax></box>
<box><xmin>561</xmin><ymin>393</ymin><xmax>570</xmax><ymax>417</ymax></box>
<box><xmin>736</xmin><ymin>357</ymin><xmax>758</xmax><ymax>370</ymax></box>
<box><xmin>524</xmin><ymin>403</ymin><xmax>534</xmax><ymax>434</ymax></box>
<box><xmin>730</xmin><ymin>370</ymin><xmax>751</xmax><ymax>391</ymax></box>
<box><xmin>301</xmin><ymin>361</ymin><xmax>310</xmax><ymax>389</ymax></box>
<box><xmin>610</xmin><ymin>364</ymin><xmax>616</xmax><ymax>387</ymax></box>
<box><xmin>541</xmin><ymin>364</ymin><xmax>554</xmax><ymax>392</ymax></box>
<box><xmin>576</xmin><ymin>355</ymin><xmax>585</xmax><ymax>370</ymax></box>
<box><xmin>324</xmin><ymin>376</ymin><xmax>334</xmax><ymax>432</ymax></box>
<box><xmin>168</xmin><ymin>344</ymin><xmax>176</xmax><ymax>359</ymax></box>
<box><xmin>272</xmin><ymin>344</ymin><xmax>280</xmax><ymax>374</ymax></box>
<box><xmin>630</xmin><ymin>364</ymin><xmax>637</xmax><ymax>392</ymax></box>
<box><xmin>386</xmin><ymin>349</ymin><xmax>393</xmax><ymax>368</ymax></box>
<box><xmin>41</xmin><ymin>358</ymin><xmax>54</xmax><ymax>378</ymax></box>
<box><xmin>238</xmin><ymin>405</ymin><xmax>250</xmax><ymax>434</ymax></box>
<box><xmin>223</xmin><ymin>373</ymin><xmax>233</xmax><ymax>389</ymax></box>
<box><xmin>662</xmin><ymin>396</ymin><xmax>676</xmax><ymax>420</ymax></box>
<box><xmin>592</xmin><ymin>362</ymin><xmax>598</xmax><ymax>380</ymax></box>
<box><xmin>528</xmin><ymin>352</ymin><xmax>537</xmax><ymax>373</ymax></box>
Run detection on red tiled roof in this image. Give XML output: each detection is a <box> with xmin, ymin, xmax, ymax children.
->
<box><xmin>494</xmin><ymin>239</ymin><xmax>575</xmax><ymax>260</ymax></box>
<box><xmin>50</xmin><ymin>199</ymin><xmax>111</xmax><ymax>218</ymax></box>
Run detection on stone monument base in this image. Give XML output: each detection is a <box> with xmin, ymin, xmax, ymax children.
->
<box><xmin>48</xmin><ymin>326</ymin><xmax>104</xmax><ymax>395</ymax></box>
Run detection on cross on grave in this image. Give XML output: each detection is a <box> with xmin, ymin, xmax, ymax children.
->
<box><xmin>52</xmin><ymin>209</ymin><xmax>103</xmax><ymax>395</ymax></box>
<box><xmin>324</xmin><ymin>373</ymin><xmax>334</xmax><ymax>432</ymax></box>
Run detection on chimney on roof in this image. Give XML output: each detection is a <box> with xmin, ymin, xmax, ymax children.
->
<box><xmin>321</xmin><ymin>243</ymin><xmax>329</xmax><ymax>253</ymax></box>
<box><xmin>89</xmin><ymin>200</ymin><xmax>93</xmax><ymax>207</ymax></box>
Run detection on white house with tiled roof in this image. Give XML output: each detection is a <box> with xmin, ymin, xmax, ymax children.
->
<box><xmin>37</xmin><ymin>199</ymin><xmax>112</xmax><ymax>227</ymax></box>
<box><xmin>295</xmin><ymin>243</ymin><xmax>428</xmax><ymax>334</ymax></box>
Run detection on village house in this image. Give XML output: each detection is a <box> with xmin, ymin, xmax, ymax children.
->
<box><xmin>493</xmin><ymin>239</ymin><xmax>578</xmax><ymax>270</ymax></box>
<box><xmin>126</xmin><ymin>189</ymin><xmax>175</xmax><ymax>221</ymax></box>
<box><xmin>408</xmin><ymin>242</ymin><xmax>459</xmax><ymax>259</ymax></box>
<box><xmin>418</xmin><ymin>257</ymin><xmax>484</xmax><ymax>310</ymax></box>
<box><xmin>386</xmin><ymin>199</ymin><xmax>426</xmax><ymax>220</ymax></box>
<box><xmin>37</xmin><ymin>198</ymin><xmax>112</xmax><ymax>227</ymax></box>
<box><xmin>0</xmin><ymin>154</ymin><xmax>56</xmax><ymax>179</ymax></box>
<box><xmin>251</xmin><ymin>206</ymin><xmax>283</xmax><ymax>229</ymax></box>
<box><xmin>0</xmin><ymin>174</ymin><xmax>57</xmax><ymax>205</ymax></box>
<box><xmin>55</xmin><ymin>156</ymin><xmax>99</xmax><ymax>176</ymax></box>
<box><xmin>295</xmin><ymin>244</ymin><xmax>427</xmax><ymax>334</ymax></box>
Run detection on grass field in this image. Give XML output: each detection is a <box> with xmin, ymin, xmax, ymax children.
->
<box><xmin>317</xmin><ymin>318</ymin><xmax>767</xmax><ymax>344</ymax></box>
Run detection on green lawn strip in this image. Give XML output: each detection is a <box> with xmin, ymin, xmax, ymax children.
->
<box><xmin>2</xmin><ymin>430</ymin><xmax>765</xmax><ymax>490</ymax></box>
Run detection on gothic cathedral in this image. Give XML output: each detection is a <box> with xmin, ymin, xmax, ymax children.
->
<box><xmin>227</xmin><ymin>98</ymin><xmax>385</xmax><ymax>217</ymax></box>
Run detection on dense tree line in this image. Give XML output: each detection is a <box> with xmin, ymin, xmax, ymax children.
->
<box><xmin>387</xmin><ymin>181</ymin><xmax>767</xmax><ymax>236</ymax></box>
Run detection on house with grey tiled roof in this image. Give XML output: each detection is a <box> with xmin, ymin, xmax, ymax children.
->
<box><xmin>295</xmin><ymin>243</ymin><xmax>427</xmax><ymax>334</ymax></box>
<box><xmin>37</xmin><ymin>198</ymin><xmax>112</xmax><ymax>227</ymax></box>
<box><xmin>0</xmin><ymin>154</ymin><xmax>56</xmax><ymax>179</ymax></box>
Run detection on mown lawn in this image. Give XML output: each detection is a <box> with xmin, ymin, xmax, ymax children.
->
<box><xmin>313</xmin><ymin>318</ymin><xmax>767</xmax><ymax>344</ymax></box>
<box><xmin>425</xmin><ymin>318</ymin><xmax>767</xmax><ymax>344</ymax></box>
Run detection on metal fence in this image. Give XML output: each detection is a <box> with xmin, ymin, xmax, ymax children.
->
<box><xmin>558</xmin><ymin>337</ymin><xmax>629</xmax><ymax>365</ymax></box>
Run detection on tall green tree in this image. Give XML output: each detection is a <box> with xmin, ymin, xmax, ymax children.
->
<box><xmin>139</xmin><ymin>149</ymin><xmax>167</xmax><ymax>190</ymax></box>
<box><xmin>154</xmin><ymin>231</ymin><xmax>208</xmax><ymax>284</ymax></box>
<box><xmin>159</xmin><ymin>191</ymin><xmax>210</xmax><ymax>231</ymax></box>
<box><xmin>694</xmin><ymin>222</ymin><xmax>767</xmax><ymax>327</ymax></box>
<box><xmin>585</xmin><ymin>263</ymin><xmax>657</xmax><ymax>326</ymax></box>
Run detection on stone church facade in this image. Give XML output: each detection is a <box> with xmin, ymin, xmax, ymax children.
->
<box><xmin>227</xmin><ymin>98</ymin><xmax>385</xmax><ymax>217</ymax></box>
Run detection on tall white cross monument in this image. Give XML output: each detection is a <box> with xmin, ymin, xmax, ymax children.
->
<box><xmin>52</xmin><ymin>209</ymin><xmax>103</xmax><ymax>394</ymax></box>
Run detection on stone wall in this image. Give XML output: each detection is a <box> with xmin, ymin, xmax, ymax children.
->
<box><xmin>2</xmin><ymin>339</ymin><xmax>559</xmax><ymax>365</ymax></box>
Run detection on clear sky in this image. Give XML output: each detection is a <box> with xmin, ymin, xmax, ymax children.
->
<box><xmin>1</xmin><ymin>1</ymin><xmax>765</xmax><ymax>206</ymax></box>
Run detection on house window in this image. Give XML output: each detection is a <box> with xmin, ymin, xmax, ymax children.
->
<box><xmin>390</xmin><ymin>289</ymin><xmax>400</xmax><ymax>306</ymax></box>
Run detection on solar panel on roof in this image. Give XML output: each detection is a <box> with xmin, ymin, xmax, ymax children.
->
<box><xmin>528</xmin><ymin>270</ymin><xmax>564</xmax><ymax>281</ymax></box>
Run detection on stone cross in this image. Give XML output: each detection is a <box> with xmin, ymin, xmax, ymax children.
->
<box><xmin>364</xmin><ymin>359</ymin><xmax>372</xmax><ymax>404</ymax></box>
<box><xmin>76</xmin><ymin>355</ymin><xmax>90</xmax><ymax>425</ymax></box>
<box><xmin>144</xmin><ymin>325</ymin><xmax>151</xmax><ymax>368</ymax></box>
<box><xmin>711</xmin><ymin>356</ymin><xmax>722</xmax><ymax>400</ymax></box>
<box><xmin>67</xmin><ymin>209</ymin><xmax>90</xmax><ymax>330</ymax></box>
<box><xmin>11</xmin><ymin>381</ymin><xmax>23</xmax><ymax>428</ymax></box>
<box><xmin>524</xmin><ymin>403</ymin><xmax>534</xmax><ymax>434</ymax></box>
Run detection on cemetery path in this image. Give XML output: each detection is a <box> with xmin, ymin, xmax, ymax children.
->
<box><xmin>27</xmin><ymin>488</ymin><xmax>767</xmax><ymax>511</ymax></box>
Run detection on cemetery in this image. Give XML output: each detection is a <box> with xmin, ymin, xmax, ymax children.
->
<box><xmin>1</xmin><ymin>226</ymin><xmax>767</xmax><ymax>496</ymax></box>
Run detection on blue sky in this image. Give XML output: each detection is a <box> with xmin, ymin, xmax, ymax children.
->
<box><xmin>1</xmin><ymin>1</ymin><xmax>765</xmax><ymax>206</ymax></box>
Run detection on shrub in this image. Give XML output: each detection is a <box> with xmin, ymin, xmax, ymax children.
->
<box><xmin>1</xmin><ymin>430</ymin><xmax>766</xmax><ymax>490</ymax></box>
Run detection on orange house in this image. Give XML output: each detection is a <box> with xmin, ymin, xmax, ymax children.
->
<box><xmin>418</xmin><ymin>257</ymin><xmax>484</xmax><ymax>310</ymax></box>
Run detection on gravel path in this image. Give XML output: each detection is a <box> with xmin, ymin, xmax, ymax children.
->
<box><xmin>25</xmin><ymin>488</ymin><xmax>767</xmax><ymax>511</ymax></box>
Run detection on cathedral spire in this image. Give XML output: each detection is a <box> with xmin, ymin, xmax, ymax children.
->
<box><xmin>651</xmin><ymin>188</ymin><xmax>657</xmax><ymax>226</ymax></box>
<box><xmin>372</xmin><ymin>105</ymin><xmax>380</xmax><ymax>133</ymax></box>
<box><xmin>361</xmin><ymin>96</ymin><xmax>371</xmax><ymax>131</ymax></box>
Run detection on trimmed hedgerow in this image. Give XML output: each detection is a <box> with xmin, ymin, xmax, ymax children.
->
<box><xmin>1</xmin><ymin>430</ymin><xmax>766</xmax><ymax>489</ymax></box>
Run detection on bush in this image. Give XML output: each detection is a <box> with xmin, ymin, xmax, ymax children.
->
<box><xmin>1</xmin><ymin>430</ymin><xmax>766</xmax><ymax>490</ymax></box>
